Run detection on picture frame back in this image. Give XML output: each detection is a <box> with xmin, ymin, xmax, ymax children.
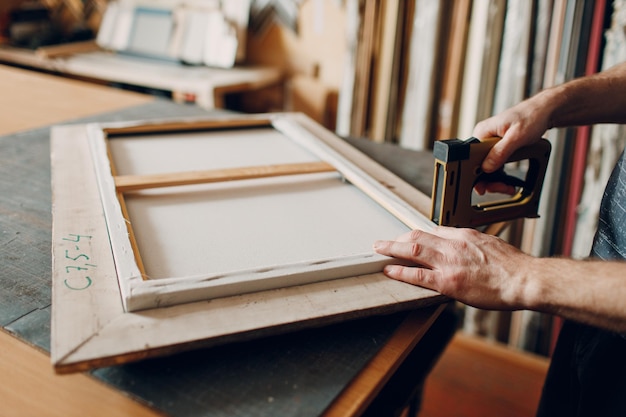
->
<box><xmin>50</xmin><ymin>112</ymin><xmax>445</xmax><ymax>373</ymax></box>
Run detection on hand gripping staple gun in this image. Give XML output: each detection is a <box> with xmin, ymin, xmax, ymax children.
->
<box><xmin>430</xmin><ymin>137</ymin><xmax>551</xmax><ymax>227</ymax></box>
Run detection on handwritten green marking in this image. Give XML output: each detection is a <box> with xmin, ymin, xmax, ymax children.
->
<box><xmin>62</xmin><ymin>234</ymin><xmax>92</xmax><ymax>242</ymax></box>
<box><xmin>64</xmin><ymin>276</ymin><xmax>92</xmax><ymax>291</ymax></box>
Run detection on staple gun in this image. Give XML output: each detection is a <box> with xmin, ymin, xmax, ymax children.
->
<box><xmin>430</xmin><ymin>137</ymin><xmax>551</xmax><ymax>227</ymax></box>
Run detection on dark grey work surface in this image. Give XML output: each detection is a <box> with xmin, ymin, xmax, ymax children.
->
<box><xmin>0</xmin><ymin>99</ymin><xmax>434</xmax><ymax>417</ymax></box>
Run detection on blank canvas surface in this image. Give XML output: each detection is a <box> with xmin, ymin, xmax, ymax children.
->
<box><xmin>108</xmin><ymin>127</ymin><xmax>320</xmax><ymax>175</ymax></box>
<box><xmin>125</xmin><ymin>172</ymin><xmax>410</xmax><ymax>279</ymax></box>
<box><xmin>106</xmin><ymin>125</ymin><xmax>412</xmax><ymax>287</ymax></box>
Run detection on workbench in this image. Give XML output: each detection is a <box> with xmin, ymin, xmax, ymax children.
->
<box><xmin>0</xmin><ymin>65</ymin><xmax>455</xmax><ymax>417</ymax></box>
<box><xmin>0</xmin><ymin>42</ymin><xmax>282</xmax><ymax>109</ymax></box>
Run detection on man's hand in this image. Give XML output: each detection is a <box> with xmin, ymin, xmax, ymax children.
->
<box><xmin>373</xmin><ymin>226</ymin><xmax>534</xmax><ymax>311</ymax></box>
<box><xmin>473</xmin><ymin>97</ymin><xmax>553</xmax><ymax>172</ymax></box>
<box><xmin>473</xmin><ymin>168</ymin><xmax>523</xmax><ymax>195</ymax></box>
<box><xmin>474</xmin><ymin>180</ymin><xmax>517</xmax><ymax>196</ymax></box>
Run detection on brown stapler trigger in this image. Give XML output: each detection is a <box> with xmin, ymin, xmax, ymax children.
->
<box><xmin>430</xmin><ymin>137</ymin><xmax>551</xmax><ymax>227</ymax></box>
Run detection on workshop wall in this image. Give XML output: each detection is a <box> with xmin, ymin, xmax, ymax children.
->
<box><xmin>246</xmin><ymin>0</ymin><xmax>346</xmax><ymax>129</ymax></box>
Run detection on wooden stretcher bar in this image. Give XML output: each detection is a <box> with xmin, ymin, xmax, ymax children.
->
<box><xmin>114</xmin><ymin>161</ymin><xmax>337</xmax><ymax>192</ymax></box>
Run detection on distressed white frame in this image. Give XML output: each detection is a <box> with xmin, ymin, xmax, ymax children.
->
<box><xmin>50</xmin><ymin>113</ymin><xmax>442</xmax><ymax>373</ymax></box>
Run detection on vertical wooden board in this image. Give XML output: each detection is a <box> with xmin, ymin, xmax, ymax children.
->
<box><xmin>436</xmin><ymin>0</ymin><xmax>471</xmax><ymax>140</ymax></box>
<box><xmin>369</xmin><ymin>0</ymin><xmax>402</xmax><ymax>143</ymax></box>
<box><xmin>399</xmin><ymin>0</ymin><xmax>445</xmax><ymax>150</ymax></box>
<box><xmin>335</xmin><ymin>0</ymin><xmax>359</xmax><ymax>137</ymax></box>
<box><xmin>456</xmin><ymin>0</ymin><xmax>506</xmax><ymax>136</ymax></box>
<box><xmin>50</xmin><ymin>126</ymin><xmax>124</xmax><ymax>365</ymax></box>
<box><xmin>492</xmin><ymin>0</ymin><xmax>534</xmax><ymax>115</ymax></box>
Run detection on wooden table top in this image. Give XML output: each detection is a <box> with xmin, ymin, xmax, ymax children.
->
<box><xmin>0</xmin><ymin>64</ymin><xmax>151</xmax><ymax>136</ymax></box>
<box><xmin>0</xmin><ymin>64</ymin><xmax>159</xmax><ymax>417</ymax></box>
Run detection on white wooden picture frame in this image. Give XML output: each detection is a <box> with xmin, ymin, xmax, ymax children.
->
<box><xmin>50</xmin><ymin>113</ymin><xmax>444</xmax><ymax>373</ymax></box>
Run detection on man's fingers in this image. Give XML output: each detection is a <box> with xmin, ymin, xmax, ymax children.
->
<box><xmin>383</xmin><ymin>264</ymin><xmax>439</xmax><ymax>291</ymax></box>
<box><xmin>395</xmin><ymin>229</ymin><xmax>429</xmax><ymax>243</ymax></box>
<box><xmin>376</xmin><ymin>227</ymin><xmax>461</xmax><ymax>247</ymax></box>
<box><xmin>373</xmin><ymin>238</ymin><xmax>439</xmax><ymax>268</ymax></box>
<box><xmin>474</xmin><ymin>181</ymin><xmax>517</xmax><ymax>196</ymax></box>
<box><xmin>472</xmin><ymin>118</ymin><xmax>499</xmax><ymax>140</ymax></box>
<box><xmin>474</xmin><ymin>181</ymin><xmax>488</xmax><ymax>195</ymax></box>
<box><xmin>482</xmin><ymin>139</ymin><xmax>512</xmax><ymax>173</ymax></box>
<box><xmin>485</xmin><ymin>182</ymin><xmax>517</xmax><ymax>195</ymax></box>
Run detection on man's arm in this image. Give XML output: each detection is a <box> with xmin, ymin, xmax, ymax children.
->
<box><xmin>373</xmin><ymin>61</ymin><xmax>626</xmax><ymax>334</ymax></box>
<box><xmin>474</xmin><ymin>61</ymin><xmax>626</xmax><ymax>172</ymax></box>
<box><xmin>373</xmin><ymin>228</ymin><xmax>626</xmax><ymax>333</ymax></box>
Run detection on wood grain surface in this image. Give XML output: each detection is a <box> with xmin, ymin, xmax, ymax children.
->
<box><xmin>0</xmin><ymin>65</ymin><xmax>150</xmax><ymax>135</ymax></box>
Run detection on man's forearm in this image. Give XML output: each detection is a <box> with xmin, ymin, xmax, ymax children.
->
<box><xmin>525</xmin><ymin>257</ymin><xmax>626</xmax><ymax>332</ymax></box>
<box><xmin>540</xmin><ymin>61</ymin><xmax>626</xmax><ymax>129</ymax></box>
